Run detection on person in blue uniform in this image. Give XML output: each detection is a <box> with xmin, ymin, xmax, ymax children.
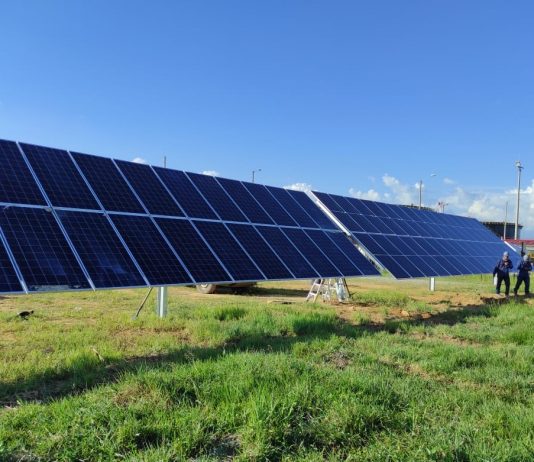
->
<box><xmin>493</xmin><ymin>251</ymin><xmax>514</xmax><ymax>297</ymax></box>
<box><xmin>514</xmin><ymin>254</ymin><xmax>532</xmax><ymax>297</ymax></box>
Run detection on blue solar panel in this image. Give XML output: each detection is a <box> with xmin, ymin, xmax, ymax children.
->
<box><xmin>153</xmin><ymin>168</ymin><xmax>218</xmax><ymax>219</ymax></box>
<box><xmin>216</xmin><ymin>178</ymin><xmax>274</xmax><ymax>225</ymax></box>
<box><xmin>227</xmin><ymin>223</ymin><xmax>293</xmax><ymax>280</ymax></box>
<box><xmin>256</xmin><ymin>226</ymin><xmax>319</xmax><ymax>279</ymax></box>
<box><xmin>0</xmin><ymin>140</ymin><xmax>46</xmax><ymax>206</ymax></box>
<box><xmin>110</xmin><ymin>214</ymin><xmax>192</xmax><ymax>285</ymax></box>
<box><xmin>156</xmin><ymin>218</ymin><xmax>232</xmax><ymax>283</ymax></box>
<box><xmin>265</xmin><ymin>186</ymin><xmax>318</xmax><ymax>228</ymax></box>
<box><xmin>20</xmin><ymin>143</ymin><xmax>100</xmax><ymax>210</ymax></box>
<box><xmin>193</xmin><ymin>221</ymin><xmax>264</xmax><ymax>281</ymax></box>
<box><xmin>281</xmin><ymin>228</ymin><xmax>341</xmax><ymax>277</ymax></box>
<box><xmin>0</xmin><ymin>207</ymin><xmax>91</xmax><ymax>291</ymax></box>
<box><xmin>285</xmin><ymin>190</ymin><xmax>337</xmax><ymax>230</ymax></box>
<box><xmin>305</xmin><ymin>230</ymin><xmax>379</xmax><ymax>277</ymax></box>
<box><xmin>186</xmin><ymin>173</ymin><xmax>248</xmax><ymax>222</ymax></box>
<box><xmin>242</xmin><ymin>182</ymin><xmax>297</xmax><ymax>227</ymax></box>
<box><xmin>324</xmin><ymin>232</ymin><xmax>380</xmax><ymax>276</ymax></box>
<box><xmin>114</xmin><ymin>161</ymin><xmax>183</xmax><ymax>217</ymax></box>
<box><xmin>0</xmin><ymin>238</ymin><xmax>23</xmax><ymax>293</ymax></box>
<box><xmin>57</xmin><ymin>211</ymin><xmax>146</xmax><ymax>288</ymax></box>
<box><xmin>71</xmin><ymin>152</ymin><xmax>145</xmax><ymax>214</ymax></box>
<box><xmin>314</xmin><ymin>191</ymin><xmax>519</xmax><ymax>278</ymax></box>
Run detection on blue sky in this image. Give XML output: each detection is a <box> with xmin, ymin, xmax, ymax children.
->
<box><xmin>1</xmin><ymin>1</ymin><xmax>533</xmax><ymax>234</ymax></box>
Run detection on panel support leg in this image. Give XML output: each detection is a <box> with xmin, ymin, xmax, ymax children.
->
<box><xmin>429</xmin><ymin>277</ymin><xmax>436</xmax><ymax>292</ymax></box>
<box><xmin>156</xmin><ymin>286</ymin><xmax>168</xmax><ymax>318</ymax></box>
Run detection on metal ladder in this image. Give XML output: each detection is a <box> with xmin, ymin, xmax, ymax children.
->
<box><xmin>306</xmin><ymin>278</ymin><xmax>350</xmax><ymax>302</ymax></box>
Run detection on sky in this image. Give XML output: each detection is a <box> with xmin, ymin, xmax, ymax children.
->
<box><xmin>1</xmin><ymin>1</ymin><xmax>533</xmax><ymax>235</ymax></box>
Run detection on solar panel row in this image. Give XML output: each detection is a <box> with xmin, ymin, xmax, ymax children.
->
<box><xmin>0</xmin><ymin>139</ymin><xmax>379</xmax><ymax>293</ymax></box>
<box><xmin>312</xmin><ymin>191</ymin><xmax>518</xmax><ymax>279</ymax></box>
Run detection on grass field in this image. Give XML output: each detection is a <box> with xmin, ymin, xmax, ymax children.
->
<box><xmin>1</xmin><ymin>275</ymin><xmax>534</xmax><ymax>461</ymax></box>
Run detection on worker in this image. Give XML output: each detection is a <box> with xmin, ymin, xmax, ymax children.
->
<box><xmin>514</xmin><ymin>254</ymin><xmax>532</xmax><ymax>297</ymax></box>
<box><xmin>493</xmin><ymin>251</ymin><xmax>514</xmax><ymax>297</ymax></box>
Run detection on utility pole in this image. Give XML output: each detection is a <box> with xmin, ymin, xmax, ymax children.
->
<box><xmin>252</xmin><ymin>168</ymin><xmax>262</xmax><ymax>183</ymax></box>
<box><xmin>418</xmin><ymin>180</ymin><xmax>423</xmax><ymax>209</ymax></box>
<box><xmin>515</xmin><ymin>161</ymin><xmax>523</xmax><ymax>240</ymax></box>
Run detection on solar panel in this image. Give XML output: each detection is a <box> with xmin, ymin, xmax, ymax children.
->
<box><xmin>0</xmin><ymin>140</ymin><xmax>46</xmax><ymax>206</ymax></box>
<box><xmin>226</xmin><ymin>223</ymin><xmax>293</xmax><ymax>280</ymax></box>
<box><xmin>242</xmin><ymin>182</ymin><xmax>297</xmax><ymax>227</ymax></box>
<box><xmin>186</xmin><ymin>173</ymin><xmax>248</xmax><ymax>222</ymax></box>
<box><xmin>153</xmin><ymin>167</ymin><xmax>218</xmax><ymax>219</ymax></box>
<box><xmin>313</xmin><ymin>191</ymin><xmax>518</xmax><ymax>278</ymax></box>
<box><xmin>0</xmin><ymin>139</ymin><xmax>381</xmax><ymax>294</ymax></box>
<box><xmin>265</xmin><ymin>186</ymin><xmax>318</xmax><ymax>228</ymax></box>
<box><xmin>216</xmin><ymin>177</ymin><xmax>274</xmax><ymax>225</ymax></box>
<box><xmin>114</xmin><ymin>160</ymin><xmax>183</xmax><ymax>217</ymax></box>
<box><xmin>0</xmin><ymin>237</ymin><xmax>24</xmax><ymax>293</ymax></box>
<box><xmin>281</xmin><ymin>227</ymin><xmax>341</xmax><ymax>277</ymax></box>
<box><xmin>156</xmin><ymin>218</ymin><xmax>232</xmax><ymax>283</ymax></box>
<box><xmin>256</xmin><ymin>226</ymin><xmax>319</xmax><ymax>279</ymax></box>
<box><xmin>20</xmin><ymin>143</ymin><xmax>100</xmax><ymax>210</ymax></box>
<box><xmin>304</xmin><ymin>229</ymin><xmax>375</xmax><ymax>276</ymax></box>
<box><xmin>193</xmin><ymin>221</ymin><xmax>265</xmax><ymax>281</ymax></box>
<box><xmin>109</xmin><ymin>214</ymin><xmax>192</xmax><ymax>285</ymax></box>
<box><xmin>71</xmin><ymin>152</ymin><xmax>145</xmax><ymax>214</ymax></box>
<box><xmin>57</xmin><ymin>211</ymin><xmax>146</xmax><ymax>288</ymax></box>
<box><xmin>0</xmin><ymin>207</ymin><xmax>91</xmax><ymax>291</ymax></box>
<box><xmin>286</xmin><ymin>190</ymin><xmax>337</xmax><ymax>230</ymax></box>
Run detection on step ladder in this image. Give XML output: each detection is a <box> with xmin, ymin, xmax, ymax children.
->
<box><xmin>306</xmin><ymin>278</ymin><xmax>350</xmax><ymax>302</ymax></box>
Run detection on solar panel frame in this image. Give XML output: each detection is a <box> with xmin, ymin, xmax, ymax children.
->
<box><xmin>0</xmin><ymin>206</ymin><xmax>93</xmax><ymax>292</ymax></box>
<box><xmin>152</xmin><ymin>167</ymin><xmax>219</xmax><ymax>220</ymax></box>
<box><xmin>114</xmin><ymin>160</ymin><xmax>185</xmax><ymax>217</ymax></box>
<box><xmin>193</xmin><ymin>220</ymin><xmax>266</xmax><ymax>282</ymax></box>
<box><xmin>285</xmin><ymin>190</ymin><xmax>338</xmax><ymax>230</ymax></box>
<box><xmin>0</xmin><ymin>228</ymin><xmax>25</xmax><ymax>294</ymax></box>
<box><xmin>242</xmin><ymin>182</ymin><xmax>298</xmax><ymax>227</ymax></box>
<box><xmin>226</xmin><ymin>223</ymin><xmax>295</xmax><ymax>280</ymax></box>
<box><xmin>186</xmin><ymin>173</ymin><xmax>249</xmax><ymax>222</ymax></box>
<box><xmin>0</xmin><ymin>140</ymin><xmax>47</xmax><ymax>207</ymax></box>
<box><xmin>57</xmin><ymin>210</ymin><xmax>148</xmax><ymax>289</ymax></box>
<box><xmin>215</xmin><ymin>177</ymin><xmax>275</xmax><ymax>225</ymax></box>
<box><xmin>314</xmin><ymin>191</ymin><xmax>519</xmax><ymax>279</ymax></box>
<box><xmin>20</xmin><ymin>143</ymin><xmax>101</xmax><ymax>210</ymax></box>
<box><xmin>70</xmin><ymin>151</ymin><xmax>145</xmax><ymax>214</ymax></box>
<box><xmin>109</xmin><ymin>214</ymin><xmax>194</xmax><ymax>286</ymax></box>
<box><xmin>155</xmin><ymin>217</ymin><xmax>234</xmax><ymax>284</ymax></box>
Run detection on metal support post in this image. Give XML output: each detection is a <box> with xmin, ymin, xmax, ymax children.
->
<box><xmin>429</xmin><ymin>277</ymin><xmax>436</xmax><ymax>292</ymax></box>
<box><xmin>156</xmin><ymin>286</ymin><xmax>168</xmax><ymax>318</ymax></box>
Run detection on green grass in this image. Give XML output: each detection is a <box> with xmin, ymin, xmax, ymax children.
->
<box><xmin>1</xmin><ymin>279</ymin><xmax>534</xmax><ymax>461</ymax></box>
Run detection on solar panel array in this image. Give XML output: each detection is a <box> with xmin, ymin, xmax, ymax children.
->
<box><xmin>0</xmin><ymin>139</ymin><xmax>379</xmax><ymax>294</ymax></box>
<box><xmin>312</xmin><ymin>191</ymin><xmax>517</xmax><ymax>279</ymax></box>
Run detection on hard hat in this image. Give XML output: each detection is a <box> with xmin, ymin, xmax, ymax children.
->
<box><xmin>524</xmin><ymin>254</ymin><xmax>530</xmax><ymax>262</ymax></box>
<box><xmin>503</xmin><ymin>251</ymin><xmax>509</xmax><ymax>257</ymax></box>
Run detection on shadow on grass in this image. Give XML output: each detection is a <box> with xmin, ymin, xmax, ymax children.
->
<box><xmin>0</xmin><ymin>303</ymin><xmax>500</xmax><ymax>407</ymax></box>
<box><xmin>250</xmin><ymin>286</ymin><xmax>311</xmax><ymax>298</ymax></box>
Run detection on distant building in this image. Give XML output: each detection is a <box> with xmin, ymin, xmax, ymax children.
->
<box><xmin>483</xmin><ymin>221</ymin><xmax>522</xmax><ymax>240</ymax></box>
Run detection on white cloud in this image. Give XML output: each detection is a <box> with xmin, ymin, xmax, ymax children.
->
<box><xmin>132</xmin><ymin>157</ymin><xmax>147</xmax><ymax>164</ymax></box>
<box><xmin>349</xmin><ymin>188</ymin><xmax>381</xmax><ymax>201</ymax></box>
<box><xmin>443</xmin><ymin>177</ymin><xmax>456</xmax><ymax>185</ymax></box>
<box><xmin>284</xmin><ymin>182</ymin><xmax>312</xmax><ymax>192</ymax></box>
<box><xmin>382</xmin><ymin>174</ymin><xmax>418</xmax><ymax>205</ymax></box>
<box><xmin>201</xmin><ymin>170</ymin><xmax>219</xmax><ymax>177</ymax></box>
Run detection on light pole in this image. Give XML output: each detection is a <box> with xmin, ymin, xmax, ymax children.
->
<box><xmin>503</xmin><ymin>201</ymin><xmax>508</xmax><ymax>240</ymax></box>
<box><xmin>437</xmin><ymin>201</ymin><xmax>448</xmax><ymax>213</ymax></box>
<box><xmin>252</xmin><ymin>168</ymin><xmax>262</xmax><ymax>183</ymax></box>
<box><xmin>514</xmin><ymin>161</ymin><xmax>523</xmax><ymax>240</ymax></box>
<box><xmin>418</xmin><ymin>173</ymin><xmax>437</xmax><ymax>209</ymax></box>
